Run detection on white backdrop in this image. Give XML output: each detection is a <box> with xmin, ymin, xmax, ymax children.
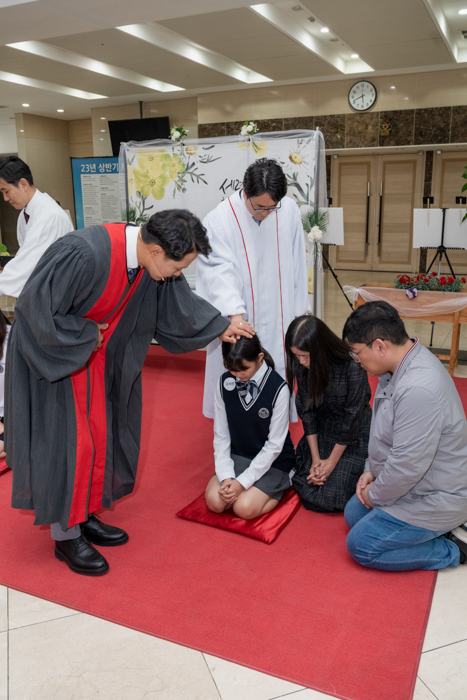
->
<box><xmin>119</xmin><ymin>130</ymin><xmax>327</xmax><ymax>310</ymax></box>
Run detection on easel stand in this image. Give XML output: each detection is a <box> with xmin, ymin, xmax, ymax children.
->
<box><xmin>425</xmin><ymin>208</ymin><xmax>456</xmax><ymax>346</ymax></box>
<box><xmin>426</xmin><ymin>208</ymin><xmax>456</xmax><ymax>278</ymax></box>
<box><xmin>321</xmin><ymin>247</ymin><xmax>354</xmax><ymax>311</ymax></box>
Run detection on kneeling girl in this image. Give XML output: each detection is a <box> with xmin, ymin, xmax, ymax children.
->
<box><xmin>205</xmin><ymin>336</ymin><xmax>295</xmax><ymax>520</ymax></box>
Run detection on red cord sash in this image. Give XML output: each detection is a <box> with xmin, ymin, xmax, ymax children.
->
<box><xmin>228</xmin><ymin>198</ymin><xmax>285</xmax><ymax>365</ymax></box>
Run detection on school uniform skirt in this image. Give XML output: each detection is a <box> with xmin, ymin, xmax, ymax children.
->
<box><xmin>233</xmin><ymin>454</ymin><xmax>291</xmax><ymax>501</ymax></box>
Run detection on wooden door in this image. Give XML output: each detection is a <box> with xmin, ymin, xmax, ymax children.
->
<box><xmin>432</xmin><ymin>151</ymin><xmax>467</xmax><ymax>274</ymax></box>
<box><xmin>329</xmin><ymin>156</ymin><xmax>376</xmax><ymax>271</ymax></box>
<box><xmin>372</xmin><ymin>154</ymin><xmax>422</xmax><ymax>272</ymax></box>
<box><xmin>329</xmin><ymin>153</ymin><xmax>422</xmax><ymax>271</ymax></box>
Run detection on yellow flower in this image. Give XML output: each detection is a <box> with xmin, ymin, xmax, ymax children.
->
<box><xmin>185</xmin><ymin>146</ymin><xmax>196</xmax><ymax>156</ymax></box>
<box><xmin>236</xmin><ymin>140</ymin><xmax>268</xmax><ymax>157</ymax></box>
<box><xmin>134</xmin><ymin>168</ymin><xmax>170</xmax><ymax>201</ymax></box>
<box><xmin>167</xmin><ymin>154</ymin><xmax>185</xmax><ymax>181</ymax></box>
<box><xmin>137</xmin><ymin>151</ymin><xmax>170</xmax><ymax>177</ymax></box>
<box><xmin>289</xmin><ymin>152</ymin><xmax>302</xmax><ymax>165</ymax></box>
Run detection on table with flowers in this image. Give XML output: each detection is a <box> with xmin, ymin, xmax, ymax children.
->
<box><xmin>348</xmin><ymin>273</ymin><xmax>467</xmax><ymax>376</ymax></box>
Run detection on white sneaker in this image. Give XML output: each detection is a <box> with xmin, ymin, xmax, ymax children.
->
<box><xmin>451</xmin><ymin>522</ymin><xmax>467</xmax><ymax>544</ymax></box>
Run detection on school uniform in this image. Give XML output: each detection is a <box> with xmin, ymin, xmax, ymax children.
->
<box><xmin>214</xmin><ymin>362</ymin><xmax>295</xmax><ymax>500</ymax></box>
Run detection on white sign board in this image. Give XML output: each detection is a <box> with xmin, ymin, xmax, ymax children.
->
<box><xmin>413</xmin><ymin>208</ymin><xmax>467</xmax><ymax>249</ymax></box>
<box><xmin>324</xmin><ymin>208</ymin><xmax>344</xmax><ymax>246</ymax></box>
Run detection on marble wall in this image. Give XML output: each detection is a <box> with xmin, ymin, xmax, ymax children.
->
<box><xmin>199</xmin><ymin>105</ymin><xmax>467</xmax><ymax>147</ymax></box>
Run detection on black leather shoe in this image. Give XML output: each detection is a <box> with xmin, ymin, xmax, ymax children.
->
<box><xmin>448</xmin><ymin>532</ymin><xmax>467</xmax><ymax>564</ymax></box>
<box><xmin>81</xmin><ymin>514</ymin><xmax>129</xmax><ymax>547</ymax></box>
<box><xmin>55</xmin><ymin>536</ymin><xmax>109</xmax><ymax>576</ymax></box>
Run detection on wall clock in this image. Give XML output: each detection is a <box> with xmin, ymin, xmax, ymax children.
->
<box><xmin>348</xmin><ymin>80</ymin><xmax>377</xmax><ymax>111</ymax></box>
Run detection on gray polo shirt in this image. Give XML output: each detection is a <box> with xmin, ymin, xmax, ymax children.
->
<box><xmin>366</xmin><ymin>339</ymin><xmax>467</xmax><ymax>531</ymax></box>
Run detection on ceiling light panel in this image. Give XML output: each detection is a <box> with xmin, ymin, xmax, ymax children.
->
<box><xmin>0</xmin><ymin>0</ymin><xmax>39</xmax><ymax>6</ymax></box>
<box><xmin>7</xmin><ymin>40</ymin><xmax>184</xmax><ymax>92</ymax></box>
<box><xmin>117</xmin><ymin>23</ymin><xmax>271</xmax><ymax>84</ymax></box>
<box><xmin>249</xmin><ymin>4</ymin><xmax>373</xmax><ymax>73</ymax></box>
<box><xmin>0</xmin><ymin>70</ymin><xmax>106</xmax><ymax>99</ymax></box>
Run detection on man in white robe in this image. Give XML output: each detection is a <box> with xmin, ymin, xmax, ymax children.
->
<box><xmin>0</xmin><ymin>156</ymin><xmax>73</xmax><ymax>298</ymax></box>
<box><xmin>196</xmin><ymin>158</ymin><xmax>308</xmax><ymax>419</ymax></box>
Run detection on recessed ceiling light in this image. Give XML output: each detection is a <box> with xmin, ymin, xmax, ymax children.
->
<box><xmin>100</xmin><ymin>117</ymin><xmax>106</xmax><ymax>120</ymax></box>
<box><xmin>320</xmin><ymin>27</ymin><xmax>330</xmax><ymax>33</ymax></box>
<box><xmin>19</xmin><ymin>129</ymin><xmax>24</xmax><ymax>132</ymax></box>
<box><xmin>391</xmin><ymin>85</ymin><xmax>396</xmax><ymax>89</ymax></box>
<box><xmin>100</xmin><ymin>138</ymin><xmax>104</xmax><ymax>140</ymax></box>
<box><xmin>404</xmin><ymin>97</ymin><xmax>409</xmax><ymax>100</ymax></box>
<box><xmin>22</xmin><ymin>103</ymin><xmax>29</xmax><ymax>107</ymax></box>
<box><xmin>458</xmin><ymin>9</ymin><xmax>467</xmax><ymax>14</ymax></box>
<box><xmin>100</xmin><ymin>129</ymin><xmax>105</xmax><ymax>132</ymax></box>
<box><xmin>351</xmin><ymin>53</ymin><xmax>359</xmax><ymax>58</ymax></box>
<box><xmin>57</xmin><ymin>109</ymin><xmax>64</xmax><ymax>112</ymax></box>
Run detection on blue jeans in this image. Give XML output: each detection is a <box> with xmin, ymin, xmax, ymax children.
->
<box><xmin>344</xmin><ymin>494</ymin><xmax>460</xmax><ymax>571</ymax></box>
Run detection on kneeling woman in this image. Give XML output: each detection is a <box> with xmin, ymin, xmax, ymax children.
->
<box><xmin>286</xmin><ymin>315</ymin><xmax>371</xmax><ymax>513</ymax></box>
<box><xmin>205</xmin><ymin>336</ymin><xmax>295</xmax><ymax>520</ymax></box>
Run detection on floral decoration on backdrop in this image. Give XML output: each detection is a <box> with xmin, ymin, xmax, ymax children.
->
<box><xmin>302</xmin><ymin>208</ymin><xmax>329</xmax><ymax>294</ymax></box>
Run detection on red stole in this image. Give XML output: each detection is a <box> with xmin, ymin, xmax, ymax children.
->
<box><xmin>68</xmin><ymin>224</ymin><xmax>142</xmax><ymax>527</ymax></box>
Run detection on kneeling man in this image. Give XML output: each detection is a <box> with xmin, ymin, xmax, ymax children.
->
<box><xmin>342</xmin><ymin>300</ymin><xmax>467</xmax><ymax>571</ymax></box>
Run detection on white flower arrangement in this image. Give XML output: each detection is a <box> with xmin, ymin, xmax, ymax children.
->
<box><xmin>307</xmin><ymin>226</ymin><xmax>323</xmax><ymax>243</ymax></box>
<box><xmin>170</xmin><ymin>125</ymin><xmax>188</xmax><ymax>142</ymax></box>
<box><xmin>240</xmin><ymin>120</ymin><xmax>259</xmax><ymax>137</ymax></box>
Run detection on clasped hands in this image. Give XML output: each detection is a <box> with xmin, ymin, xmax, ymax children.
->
<box><xmin>218</xmin><ymin>478</ymin><xmax>245</xmax><ymax>504</ymax></box>
<box><xmin>307</xmin><ymin>458</ymin><xmax>337</xmax><ymax>486</ymax></box>
<box><xmin>356</xmin><ymin>471</ymin><xmax>375</xmax><ymax>508</ymax></box>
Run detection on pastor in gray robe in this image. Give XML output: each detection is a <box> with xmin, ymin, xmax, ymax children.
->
<box><xmin>5</xmin><ymin>221</ymin><xmax>230</xmax><ymax>531</ymax></box>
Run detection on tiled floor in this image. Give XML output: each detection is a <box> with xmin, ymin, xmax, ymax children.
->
<box><xmin>1</xmin><ymin>269</ymin><xmax>467</xmax><ymax>700</ymax></box>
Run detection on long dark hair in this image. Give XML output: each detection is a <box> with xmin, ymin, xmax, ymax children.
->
<box><xmin>285</xmin><ymin>315</ymin><xmax>350</xmax><ymax>407</ymax></box>
<box><xmin>0</xmin><ymin>312</ymin><xmax>10</xmax><ymax>362</ymax></box>
<box><xmin>222</xmin><ymin>335</ymin><xmax>274</xmax><ymax>373</ymax></box>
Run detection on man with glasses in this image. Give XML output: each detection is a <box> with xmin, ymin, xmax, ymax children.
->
<box><xmin>196</xmin><ymin>158</ymin><xmax>308</xmax><ymax>419</ymax></box>
<box><xmin>342</xmin><ymin>300</ymin><xmax>467</xmax><ymax>571</ymax></box>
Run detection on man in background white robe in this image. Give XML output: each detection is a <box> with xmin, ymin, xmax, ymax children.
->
<box><xmin>0</xmin><ymin>156</ymin><xmax>73</xmax><ymax>298</ymax></box>
<box><xmin>196</xmin><ymin>158</ymin><xmax>308</xmax><ymax>419</ymax></box>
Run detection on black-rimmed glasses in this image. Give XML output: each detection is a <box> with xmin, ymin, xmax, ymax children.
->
<box><xmin>248</xmin><ymin>198</ymin><xmax>282</xmax><ymax>213</ymax></box>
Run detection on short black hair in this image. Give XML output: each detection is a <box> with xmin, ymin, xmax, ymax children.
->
<box><xmin>243</xmin><ymin>158</ymin><xmax>287</xmax><ymax>203</ymax></box>
<box><xmin>141</xmin><ymin>209</ymin><xmax>211</xmax><ymax>261</ymax></box>
<box><xmin>342</xmin><ymin>301</ymin><xmax>409</xmax><ymax>346</ymax></box>
<box><xmin>0</xmin><ymin>156</ymin><xmax>33</xmax><ymax>186</ymax></box>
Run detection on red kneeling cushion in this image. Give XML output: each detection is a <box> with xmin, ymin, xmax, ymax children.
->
<box><xmin>176</xmin><ymin>488</ymin><xmax>301</xmax><ymax>544</ymax></box>
<box><xmin>0</xmin><ymin>457</ymin><xmax>9</xmax><ymax>476</ymax></box>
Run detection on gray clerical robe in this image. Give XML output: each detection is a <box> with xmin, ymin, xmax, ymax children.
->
<box><xmin>5</xmin><ymin>223</ymin><xmax>229</xmax><ymax>529</ymax></box>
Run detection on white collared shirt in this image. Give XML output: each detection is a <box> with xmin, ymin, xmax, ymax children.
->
<box><xmin>0</xmin><ymin>189</ymin><xmax>74</xmax><ymax>298</ymax></box>
<box><xmin>125</xmin><ymin>224</ymin><xmax>140</xmax><ymax>271</ymax></box>
<box><xmin>213</xmin><ymin>361</ymin><xmax>291</xmax><ymax>490</ymax></box>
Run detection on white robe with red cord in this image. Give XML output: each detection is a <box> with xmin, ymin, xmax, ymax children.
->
<box><xmin>196</xmin><ymin>192</ymin><xmax>308</xmax><ymax>419</ymax></box>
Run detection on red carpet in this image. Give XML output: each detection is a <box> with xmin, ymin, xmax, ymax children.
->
<box><xmin>0</xmin><ymin>347</ymin><xmax>443</xmax><ymax>700</ymax></box>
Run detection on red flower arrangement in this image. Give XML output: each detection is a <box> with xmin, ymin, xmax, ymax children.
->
<box><xmin>395</xmin><ymin>273</ymin><xmax>466</xmax><ymax>293</ymax></box>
